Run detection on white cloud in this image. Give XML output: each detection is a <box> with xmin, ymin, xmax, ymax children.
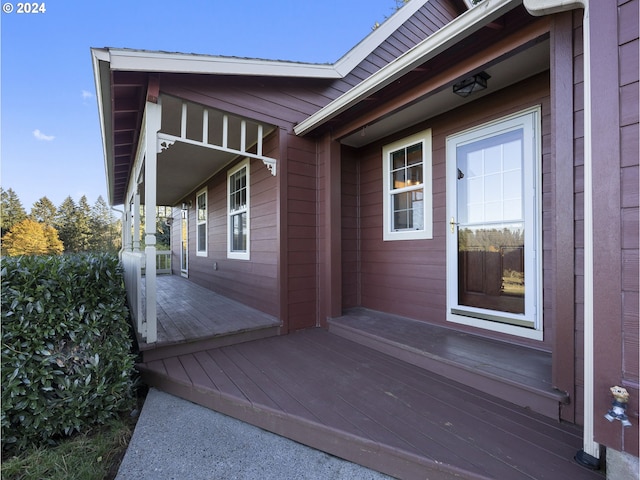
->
<box><xmin>33</xmin><ymin>129</ymin><xmax>55</xmax><ymax>141</ymax></box>
<box><xmin>81</xmin><ymin>90</ymin><xmax>94</xmax><ymax>102</ymax></box>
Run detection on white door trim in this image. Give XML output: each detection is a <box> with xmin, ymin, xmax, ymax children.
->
<box><xmin>445</xmin><ymin>106</ymin><xmax>543</xmax><ymax>341</ymax></box>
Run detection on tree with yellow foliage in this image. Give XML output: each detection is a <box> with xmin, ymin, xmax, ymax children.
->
<box><xmin>1</xmin><ymin>219</ymin><xmax>64</xmax><ymax>256</ymax></box>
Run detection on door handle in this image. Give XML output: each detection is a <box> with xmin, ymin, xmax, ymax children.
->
<box><xmin>450</xmin><ymin>217</ymin><xmax>458</xmax><ymax>234</ymax></box>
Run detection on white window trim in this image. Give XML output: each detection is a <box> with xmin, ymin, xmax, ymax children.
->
<box><xmin>196</xmin><ymin>187</ymin><xmax>208</xmax><ymax>257</ymax></box>
<box><xmin>382</xmin><ymin>129</ymin><xmax>433</xmax><ymax>241</ymax></box>
<box><xmin>227</xmin><ymin>159</ymin><xmax>250</xmax><ymax>260</ymax></box>
<box><xmin>445</xmin><ymin>106</ymin><xmax>543</xmax><ymax>340</ymax></box>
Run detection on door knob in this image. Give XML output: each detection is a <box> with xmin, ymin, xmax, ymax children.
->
<box><xmin>450</xmin><ymin>217</ymin><xmax>458</xmax><ymax>234</ymax></box>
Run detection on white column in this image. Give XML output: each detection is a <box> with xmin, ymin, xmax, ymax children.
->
<box><xmin>123</xmin><ymin>201</ymin><xmax>132</xmax><ymax>252</ymax></box>
<box><xmin>580</xmin><ymin>1</ymin><xmax>600</xmax><ymax>461</ymax></box>
<box><xmin>133</xmin><ymin>192</ymin><xmax>141</xmax><ymax>252</ymax></box>
<box><xmin>143</xmin><ymin>99</ymin><xmax>161</xmax><ymax>344</ymax></box>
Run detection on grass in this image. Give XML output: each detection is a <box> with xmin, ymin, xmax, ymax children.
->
<box><xmin>1</xmin><ymin>415</ymin><xmax>135</xmax><ymax>480</ymax></box>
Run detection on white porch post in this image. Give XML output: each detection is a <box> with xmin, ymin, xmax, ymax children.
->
<box><xmin>123</xmin><ymin>201</ymin><xmax>132</xmax><ymax>252</ymax></box>
<box><xmin>133</xmin><ymin>192</ymin><xmax>141</xmax><ymax>252</ymax></box>
<box><xmin>143</xmin><ymin>99</ymin><xmax>161</xmax><ymax>344</ymax></box>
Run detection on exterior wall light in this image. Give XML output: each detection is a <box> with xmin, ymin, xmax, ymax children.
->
<box><xmin>453</xmin><ymin>72</ymin><xmax>490</xmax><ymax>97</ymax></box>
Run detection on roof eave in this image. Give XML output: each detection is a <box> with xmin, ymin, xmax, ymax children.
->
<box><xmin>104</xmin><ymin>49</ymin><xmax>342</xmax><ymax>79</ymax></box>
<box><xmin>91</xmin><ymin>48</ymin><xmax>118</xmax><ymax>206</ymax></box>
<box><xmin>294</xmin><ymin>0</ymin><xmax>523</xmax><ymax>137</ymax></box>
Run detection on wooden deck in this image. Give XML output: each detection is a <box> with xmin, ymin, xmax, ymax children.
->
<box><xmin>138</xmin><ymin>327</ymin><xmax>603</xmax><ymax>480</ymax></box>
<box><xmin>135</xmin><ymin>279</ymin><xmax>599</xmax><ymax>479</ymax></box>
<box><xmin>137</xmin><ymin>275</ymin><xmax>281</xmax><ymax>362</ymax></box>
<box><xmin>329</xmin><ymin>308</ymin><xmax>569</xmax><ymax>420</ymax></box>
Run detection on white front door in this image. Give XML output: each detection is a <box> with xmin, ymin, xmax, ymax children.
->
<box><xmin>446</xmin><ymin>108</ymin><xmax>542</xmax><ymax>339</ymax></box>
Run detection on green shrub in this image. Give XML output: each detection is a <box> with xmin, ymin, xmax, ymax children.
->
<box><xmin>1</xmin><ymin>253</ymin><xmax>136</xmax><ymax>453</ymax></box>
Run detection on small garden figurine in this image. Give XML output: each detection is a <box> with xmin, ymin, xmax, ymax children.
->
<box><xmin>604</xmin><ymin>386</ymin><xmax>632</xmax><ymax>427</ymax></box>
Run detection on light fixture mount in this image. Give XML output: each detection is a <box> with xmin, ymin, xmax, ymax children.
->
<box><xmin>453</xmin><ymin>71</ymin><xmax>491</xmax><ymax>98</ymax></box>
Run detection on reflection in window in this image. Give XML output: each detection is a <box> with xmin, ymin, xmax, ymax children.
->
<box><xmin>227</xmin><ymin>160</ymin><xmax>250</xmax><ymax>259</ymax></box>
<box><xmin>382</xmin><ymin>129</ymin><xmax>432</xmax><ymax>241</ymax></box>
<box><xmin>196</xmin><ymin>189</ymin><xmax>207</xmax><ymax>256</ymax></box>
<box><xmin>456</xmin><ymin>129</ymin><xmax>523</xmax><ymax>226</ymax></box>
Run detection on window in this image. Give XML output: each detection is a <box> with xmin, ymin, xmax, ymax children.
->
<box><xmin>196</xmin><ymin>188</ymin><xmax>207</xmax><ymax>256</ymax></box>
<box><xmin>382</xmin><ymin>129</ymin><xmax>433</xmax><ymax>241</ymax></box>
<box><xmin>227</xmin><ymin>159</ymin><xmax>250</xmax><ymax>260</ymax></box>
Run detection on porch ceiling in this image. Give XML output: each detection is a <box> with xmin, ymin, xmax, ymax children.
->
<box><xmin>138</xmin><ymin>95</ymin><xmax>277</xmax><ymax>206</ymax></box>
<box><xmin>111</xmin><ymin>71</ymin><xmax>148</xmax><ymax>205</ymax></box>
<box><xmin>341</xmin><ymin>34</ymin><xmax>550</xmax><ymax>147</ymax></box>
<box><xmin>139</xmin><ymin>140</ymin><xmax>238</xmax><ymax>206</ymax></box>
<box><xmin>340</xmin><ymin>38</ymin><xmax>550</xmax><ymax>148</ymax></box>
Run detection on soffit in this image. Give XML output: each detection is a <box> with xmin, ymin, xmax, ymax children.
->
<box><xmin>340</xmin><ymin>37</ymin><xmax>550</xmax><ymax>148</ymax></box>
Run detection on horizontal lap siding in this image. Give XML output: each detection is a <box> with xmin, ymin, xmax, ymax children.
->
<box><xmin>161</xmin><ymin>75</ymin><xmax>337</xmax><ymax>129</ymax></box>
<box><xmin>347</xmin><ymin>73</ymin><xmax>553</xmax><ymax>350</ymax></box>
<box><xmin>181</xmin><ymin>134</ymin><xmax>279</xmax><ymax>318</ymax></box>
<box><xmin>619</xmin><ymin>0</ymin><xmax>639</xmax><ymax>455</ymax></box>
<box><xmin>572</xmin><ymin>9</ymin><xmax>586</xmax><ymax>425</ymax></box>
<box><xmin>286</xmin><ymin>134</ymin><xmax>318</xmax><ymax>330</ymax></box>
<box><xmin>342</xmin><ymin>148</ymin><xmax>359</xmax><ymax>308</ymax></box>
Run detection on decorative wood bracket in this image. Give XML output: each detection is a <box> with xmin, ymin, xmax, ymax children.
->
<box><xmin>157</xmin><ymin>137</ymin><xmax>176</xmax><ymax>153</ymax></box>
<box><xmin>262</xmin><ymin>159</ymin><xmax>277</xmax><ymax>176</ymax></box>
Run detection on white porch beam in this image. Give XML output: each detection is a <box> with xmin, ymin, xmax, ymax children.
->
<box><xmin>257</xmin><ymin>124</ymin><xmax>263</xmax><ymax>156</ymax></box>
<box><xmin>222</xmin><ymin>115</ymin><xmax>228</xmax><ymax>149</ymax></box>
<box><xmin>158</xmin><ymin>132</ymin><xmax>277</xmax><ymax>176</ymax></box>
<box><xmin>202</xmin><ymin>109</ymin><xmax>209</xmax><ymax>144</ymax></box>
<box><xmin>159</xmin><ymin>96</ymin><xmax>278</xmax><ymax>177</ymax></box>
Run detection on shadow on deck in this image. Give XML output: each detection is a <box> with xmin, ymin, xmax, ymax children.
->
<box><xmin>137</xmin><ymin>275</ymin><xmax>281</xmax><ymax>362</ymax></box>
<box><xmin>134</xmin><ymin>281</ymin><xmax>601</xmax><ymax>479</ymax></box>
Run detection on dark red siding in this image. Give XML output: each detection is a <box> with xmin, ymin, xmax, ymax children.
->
<box><xmin>618</xmin><ymin>0</ymin><xmax>639</xmax><ymax>456</ymax></box>
<box><xmin>285</xmin><ymin>133</ymin><xmax>318</xmax><ymax>330</ymax></box>
<box><xmin>342</xmin><ymin>73</ymin><xmax>553</xmax><ymax>349</ymax></box>
<box><xmin>175</xmin><ymin>132</ymin><xmax>280</xmax><ymax>318</ymax></box>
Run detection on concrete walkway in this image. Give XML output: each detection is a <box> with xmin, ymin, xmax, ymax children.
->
<box><xmin>116</xmin><ymin>388</ymin><xmax>392</xmax><ymax>480</ymax></box>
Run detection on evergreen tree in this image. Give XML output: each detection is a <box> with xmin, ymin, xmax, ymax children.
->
<box><xmin>55</xmin><ymin>196</ymin><xmax>81</xmax><ymax>253</ymax></box>
<box><xmin>0</xmin><ymin>188</ymin><xmax>27</xmax><ymax>237</ymax></box>
<box><xmin>1</xmin><ymin>218</ymin><xmax>64</xmax><ymax>256</ymax></box>
<box><xmin>90</xmin><ymin>195</ymin><xmax>119</xmax><ymax>253</ymax></box>
<box><xmin>76</xmin><ymin>195</ymin><xmax>92</xmax><ymax>252</ymax></box>
<box><xmin>30</xmin><ymin>196</ymin><xmax>58</xmax><ymax>227</ymax></box>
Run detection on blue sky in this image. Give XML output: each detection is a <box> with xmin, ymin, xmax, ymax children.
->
<box><xmin>1</xmin><ymin>0</ymin><xmax>399</xmax><ymax>211</ymax></box>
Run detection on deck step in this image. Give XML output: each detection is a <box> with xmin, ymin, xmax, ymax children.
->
<box><xmin>328</xmin><ymin>308</ymin><xmax>569</xmax><ymax>420</ymax></box>
<box><xmin>137</xmin><ymin>330</ymin><xmax>600</xmax><ymax>480</ymax></box>
<box><xmin>139</xmin><ymin>325</ymin><xmax>281</xmax><ymax>363</ymax></box>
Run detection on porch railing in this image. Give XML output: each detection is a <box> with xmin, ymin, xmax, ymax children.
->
<box><xmin>121</xmin><ymin>251</ymin><xmax>146</xmax><ymax>340</ymax></box>
<box><xmin>121</xmin><ymin>250</ymin><xmax>170</xmax><ymax>343</ymax></box>
<box><xmin>156</xmin><ymin>250</ymin><xmax>171</xmax><ymax>274</ymax></box>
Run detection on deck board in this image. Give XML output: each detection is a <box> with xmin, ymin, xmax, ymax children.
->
<box><xmin>329</xmin><ymin>308</ymin><xmax>567</xmax><ymax>419</ymax></box>
<box><xmin>137</xmin><ymin>275</ymin><xmax>281</xmax><ymax>361</ymax></box>
<box><xmin>237</xmin><ymin>339</ymin><xmax>381</xmax><ymax>437</ymax></box>
<box><xmin>192</xmin><ymin>350</ymin><xmax>244</xmax><ymax>397</ymax></box>
<box><xmin>288</xmin><ymin>333</ymin><xmax>551</xmax><ymax>479</ymax></box>
<box><xmin>139</xmin><ymin>329</ymin><xmax>602</xmax><ymax>480</ymax></box>
<box><xmin>330</xmin><ymin>309</ymin><xmax>553</xmax><ymax>391</ymax></box>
